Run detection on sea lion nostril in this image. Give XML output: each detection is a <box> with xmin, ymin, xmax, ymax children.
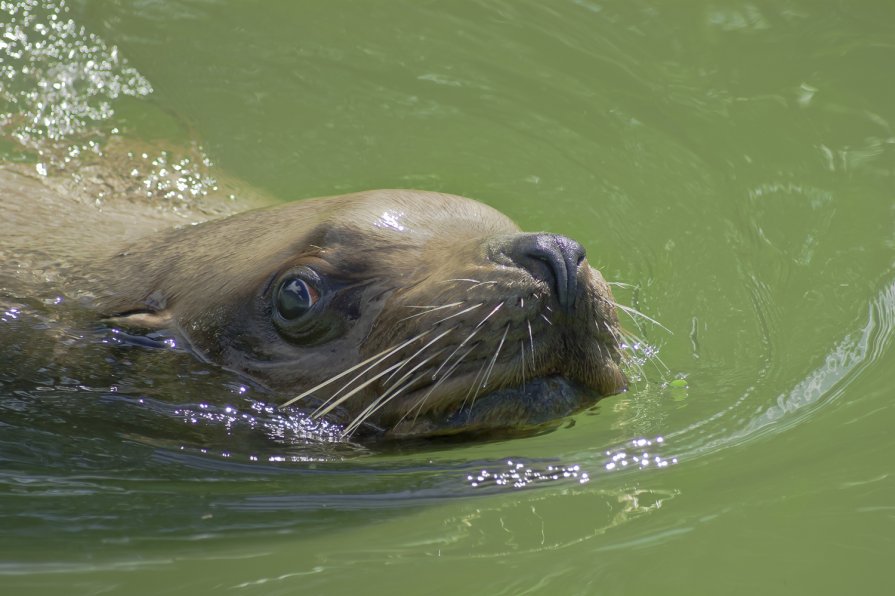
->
<box><xmin>502</xmin><ymin>233</ymin><xmax>585</xmax><ymax>310</ymax></box>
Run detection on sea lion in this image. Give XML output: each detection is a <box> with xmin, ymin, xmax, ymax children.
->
<box><xmin>2</xmin><ymin>168</ymin><xmax>627</xmax><ymax>439</ymax></box>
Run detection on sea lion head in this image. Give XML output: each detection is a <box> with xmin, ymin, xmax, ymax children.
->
<box><xmin>96</xmin><ymin>190</ymin><xmax>627</xmax><ymax>438</ymax></box>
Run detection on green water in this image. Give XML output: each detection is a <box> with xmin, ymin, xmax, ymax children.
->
<box><xmin>2</xmin><ymin>1</ymin><xmax>894</xmax><ymax>594</ymax></box>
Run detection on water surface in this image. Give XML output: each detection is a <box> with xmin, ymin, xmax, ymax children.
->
<box><xmin>2</xmin><ymin>1</ymin><xmax>894</xmax><ymax>594</ymax></box>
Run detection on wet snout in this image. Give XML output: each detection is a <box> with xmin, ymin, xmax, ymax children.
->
<box><xmin>490</xmin><ymin>233</ymin><xmax>587</xmax><ymax>311</ymax></box>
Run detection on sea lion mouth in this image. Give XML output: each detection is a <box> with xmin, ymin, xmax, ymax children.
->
<box><xmin>381</xmin><ymin>375</ymin><xmax>609</xmax><ymax>439</ymax></box>
<box><xmin>320</xmin><ymin>329</ymin><xmax>628</xmax><ymax>439</ymax></box>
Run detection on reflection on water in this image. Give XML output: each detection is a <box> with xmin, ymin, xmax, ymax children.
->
<box><xmin>427</xmin><ymin>485</ymin><xmax>682</xmax><ymax>559</ymax></box>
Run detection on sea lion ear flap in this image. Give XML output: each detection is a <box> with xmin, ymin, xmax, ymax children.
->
<box><xmin>99</xmin><ymin>290</ymin><xmax>174</xmax><ymax>330</ymax></box>
<box><xmin>103</xmin><ymin>310</ymin><xmax>174</xmax><ymax>330</ymax></box>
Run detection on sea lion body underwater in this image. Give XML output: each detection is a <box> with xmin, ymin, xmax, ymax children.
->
<box><xmin>3</xmin><ymin>169</ymin><xmax>627</xmax><ymax>439</ymax></box>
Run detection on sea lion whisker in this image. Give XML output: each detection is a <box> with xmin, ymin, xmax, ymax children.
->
<box><xmin>641</xmin><ymin>350</ymin><xmax>671</xmax><ymax>375</ymax></box>
<box><xmin>465</xmin><ymin>280</ymin><xmax>499</xmax><ymax>291</ymax></box>
<box><xmin>602</xmin><ymin>323</ymin><xmax>643</xmax><ymax>378</ymax></box>
<box><xmin>432</xmin><ymin>302</ymin><xmax>483</xmax><ymax>325</ymax></box>
<box><xmin>605</xmin><ymin>322</ymin><xmax>625</xmax><ymax>346</ymax></box>
<box><xmin>342</xmin><ymin>349</ymin><xmax>447</xmax><ymax>436</ymax></box>
<box><xmin>311</xmin><ymin>356</ymin><xmax>414</xmax><ymax>419</ymax></box>
<box><xmin>464</xmin><ymin>325</ymin><xmax>509</xmax><ymax>420</ymax></box>
<box><xmin>319</xmin><ymin>331</ymin><xmax>445</xmax><ymax>407</ymax></box>
<box><xmin>615</xmin><ymin>325</ymin><xmax>646</xmax><ymax>348</ymax></box>
<box><xmin>465</xmin><ymin>358</ymin><xmax>494</xmax><ymax>416</ymax></box>
<box><xmin>527</xmin><ymin>319</ymin><xmax>535</xmax><ymax>365</ymax></box>
<box><xmin>605</xmin><ymin>324</ymin><xmax>634</xmax><ymax>363</ymax></box>
<box><xmin>618</xmin><ymin>327</ymin><xmax>670</xmax><ymax>371</ymax></box>
<box><xmin>475</xmin><ymin>301</ymin><xmax>505</xmax><ymax>329</ymax></box>
<box><xmin>441</xmin><ymin>278</ymin><xmax>481</xmax><ymax>284</ymax></box>
<box><xmin>625</xmin><ymin>352</ymin><xmax>647</xmax><ymax>381</ymax></box>
<box><xmin>480</xmin><ymin>324</ymin><xmax>510</xmax><ymax>391</ymax></box>
<box><xmin>403</xmin><ymin>344</ymin><xmax>477</xmax><ymax>428</ymax></box>
<box><xmin>612</xmin><ymin>324</ymin><xmax>670</xmax><ymax>375</ymax></box>
<box><xmin>428</xmin><ymin>301</ymin><xmax>502</xmax><ymax>380</ymax></box>
<box><xmin>279</xmin><ymin>330</ymin><xmax>430</xmax><ymax>409</ymax></box>
<box><xmin>396</xmin><ymin>302</ymin><xmax>464</xmax><ymax>323</ymax></box>
<box><xmin>520</xmin><ymin>339</ymin><xmax>526</xmax><ymax>391</ymax></box>
<box><xmin>540</xmin><ymin>313</ymin><xmax>553</xmax><ymax>326</ymax></box>
<box><xmin>431</xmin><ymin>325</ymin><xmax>483</xmax><ymax>380</ymax></box>
<box><xmin>403</xmin><ymin>302</ymin><xmax>464</xmax><ymax>309</ymax></box>
<box><xmin>612</xmin><ymin>301</ymin><xmax>673</xmax><ymax>334</ymax></box>
<box><xmin>379</xmin><ymin>357</ymin><xmax>442</xmax><ymax>408</ymax></box>
<box><xmin>457</xmin><ymin>355</ymin><xmax>490</xmax><ymax>414</ymax></box>
<box><xmin>382</xmin><ymin>327</ymin><xmax>454</xmax><ymax>385</ymax></box>
<box><xmin>607</xmin><ymin>281</ymin><xmax>637</xmax><ymax>289</ymax></box>
<box><xmin>614</xmin><ymin>326</ymin><xmax>648</xmax><ymax>359</ymax></box>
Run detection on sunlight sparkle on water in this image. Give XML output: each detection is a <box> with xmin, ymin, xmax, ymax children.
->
<box><xmin>603</xmin><ymin>436</ymin><xmax>677</xmax><ymax>471</ymax></box>
<box><xmin>171</xmin><ymin>399</ymin><xmax>344</xmax><ymax>455</ymax></box>
<box><xmin>467</xmin><ymin>460</ymin><xmax>590</xmax><ymax>489</ymax></box>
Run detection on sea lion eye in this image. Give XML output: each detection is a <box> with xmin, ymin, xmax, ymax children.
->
<box><xmin>270</xmin><ymin>268</ymin><xmax>345</xmax><ymax>344</ymax></box>
<box><xmin>275</xmin><ymin>277</ymin><xmax>320</xmax><ymax>320</ymax></box>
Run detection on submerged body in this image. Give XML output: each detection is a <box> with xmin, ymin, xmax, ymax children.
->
<box><xmin>1</xmin><ymin>166</ymin><xmax>626</xmax><ymax>438</ymax></box>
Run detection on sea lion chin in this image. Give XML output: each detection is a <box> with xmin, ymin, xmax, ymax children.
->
<box><xmin>92</xmin><ymin>189</ymin><xmax>627</xmax><ymax>439</ymax></box>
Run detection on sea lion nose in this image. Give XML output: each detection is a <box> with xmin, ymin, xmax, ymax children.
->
<box><xmin>502</xmin><ymin>233</ymin><xmax>586</xmax><ymax>311</ymax></box>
